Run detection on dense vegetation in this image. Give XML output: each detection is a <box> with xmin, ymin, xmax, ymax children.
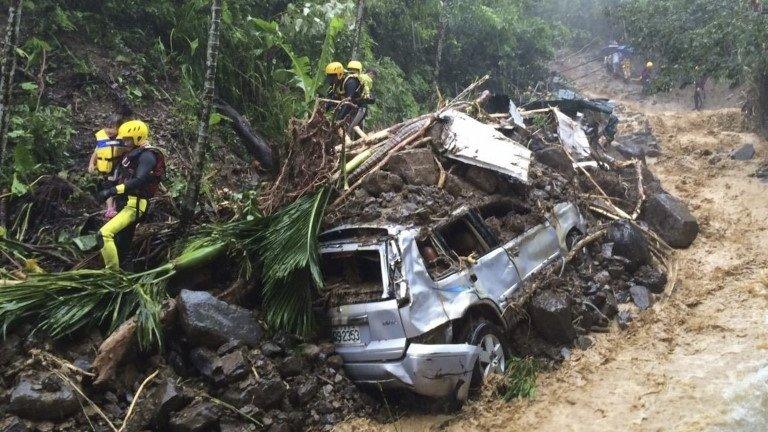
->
<box><xmin>609</xmin><ymin>0</ymin><xmax>768</xmax><ymax>128</ymax></box>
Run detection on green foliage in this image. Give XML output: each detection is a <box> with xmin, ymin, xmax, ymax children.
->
<box><xmin>497</xmin><ymin>356</ymin><xmax>539</xmax><ymax>401</ymax></box>
<box><xmin>257</xmin><ymin>188</ymin><xmax>330</xmax><ymax>335</ymax></box>
<box><xmin>608</xmin><ymin>0</ymin><xmax>768</xmax><ymax>86</ymax></box>
<box><xmin>7</xmin><ymin>104</ymin><xmax>74</xmax><ymax>181</ymax></box>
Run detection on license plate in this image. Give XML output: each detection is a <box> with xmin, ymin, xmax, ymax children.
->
<box><xmin>332</xmin><ymin>326</ymin><xmax>362</xmax><ymax>345</ymax></box>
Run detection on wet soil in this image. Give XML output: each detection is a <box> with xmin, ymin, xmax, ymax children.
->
<box><xmin>335</xmin><ymin>54</ymin><xmax>768</xmax><ymax>432</ymax></box>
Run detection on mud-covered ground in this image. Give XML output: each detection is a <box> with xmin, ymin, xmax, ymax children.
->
<box><xmin>336</xmin><ymin>54</ymin><xmax>768</xmax><ymax>432</ymax></box>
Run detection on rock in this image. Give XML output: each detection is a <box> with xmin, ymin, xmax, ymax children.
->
<box><xmin>326</xmin><ymin>355</ymin><xmax>343</xmax><ymax>370</ymax></box>
<box><xmin>614</xmin><ymin>142</ymin><xmax>646</xmax><ymax>162</ymax></box>
<box><xmin>168</xmin><ymin>401</ymin><xmax>219</xmax><ymax>432</ymax></box>
<box><xmin>301</xmin><ymin>344</ymin><xmax>321</xmax><ymax>360</ymax></box>
<box><xmin>641</xmin><ymin>193</ymin><xmax>699</xmax><ymax>248</ymax></box>
<box><xmin>633</xmin><ymin>265</ymin><xmax>667</xmax><ymax>294</ymax></box>
<box><xmin>529</xmin><ymin>290</ymin><xmax>576</xmax><ymax>344</ymax></box>
<box><xmin>0</xmin><ymin>416</ymin><xmax>29</xmax><ymax>432</ymax></box>
<box><xmin>189</xmin><ymin>347</ymin><xmax>220</xmax><ymax>381</ymax></box>
<box><xmin>219</xmin><ymin>418</ymin><xmax>253</xmax><ymax>432</ymax></box>
<box><xmin>629</xmin><ymin>285</ymin><xmax>653</xmax><ymax>310</ymax></box>
<box><xmin>190</xmin><ymin>348</ymin><xmax>248</xmax><ymax>386</ymax></box>
<box><xmin>361</xmin><ymin>171</ymin><xmax>404</xmax><ymax>196</ymax></box>
<box><xmin>178</xmin><ymin>290</ymin><xmax>262</xmax><ymax>349</ymax></box>
<box><xmin>218</xmin><ymin>349</ymin><xmax>249</xmax><ymax>386</ymax></box>
<box><xmin>729</xmin><ymin>143</ymin><xmax>755</xmax><ymax>160</ymax></box>
<box><xmin>464</xmin><ymin>166</ymin><xmax>500</xmax><ymax>194</ymax></box>
<box><xmin>0</xmin><ymin>334</ymin><xmax>22</xmax><ymax>366</ymax></box>
<box><xmin>154</xmin><ymin>379</ymin><xmax>191</xmax><ymax>421</ymax></box>
<box><xmin>615</xmin><ymin>289</ymin><xmax>631</xmax><ymax>303</ymax></box>
<box><xmin>268</xmin><ymin>423</ymin><xmax>292</xmax><ymax>432</ymax></box>
<box><xmin>8</xmin><ymin>376</ymin><xmax>79</xmax><ymax>421</ymax></box>
<box><xmin>606</xmin><ymin>220</ymin><xmax>651</xmax><ymax>272</ymax></box>
<box><xmin>756</xmin><ymin>164</ymin><xmax>768</xmax><ymax>180</ymax></box>
<box><xmin>261</xmin><ymin>342</ymin><xmax>283</xmax><ymax>358</ymax></box>
<box><xmin>289</xmin><ymin>378</ymin><xmax>319</xmax><ymax>407</ymax></box>
<box><xmin>251</xmin><ymin>379</ymin><xmax>288</xmax><ymax>409</ymax></box>
<box><xmin>575</xmin><ymin>335</ymin><xmax>594</xmax><ymax>350</ymax></box>
<box><xmin>617</xmin><ymin>310</ymin><xmax>634</xmax><ymax>329</ymax></box>
<box><xmin>278</xmin><ymin>356</ymin><xmax>305</xmax><ymax>378</ymax></box>
<box><xmin>535</xmin><ymin>147</ymin><xmax>574</xmax><ymax>175</ymax></box>
<box><xmin>593</xmin><ymin>270</ymin><xmax>611</xmax><ymax>286</ymax></box>
<box><xmin>384</xmin><ymin>149</ymin><xmax>439</xmax><ymax>186</ymax></box>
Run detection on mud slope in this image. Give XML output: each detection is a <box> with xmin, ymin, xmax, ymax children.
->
<box><xmin>336</xmin><ymin>60</ymin><xmax>768</xmax><ymax>432</ymax></box>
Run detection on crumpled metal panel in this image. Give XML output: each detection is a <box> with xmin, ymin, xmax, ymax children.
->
<box><xmin>439</xmin><ymin>109</ymin><xmax>531</xmax><ymax>183</ymax></box>
<box><xmin>397</xmin><ymin>230</ymin><xmax>452</xmax><ymax>337</ymax></box>
<box><xmin>553</xmin><ymin>107</ymin><xmax>592</xmax><ymax>160</ymax></box>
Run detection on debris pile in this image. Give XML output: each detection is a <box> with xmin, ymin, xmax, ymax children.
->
<box><xmin>0</xmin><ymin>290</ymin><xmax>378</xmax><ymax>431</ymax></box>
<box><xmin>0</xmin><ymin>82</ymin><xmax>701</xmax><ymax>429</ymax></box>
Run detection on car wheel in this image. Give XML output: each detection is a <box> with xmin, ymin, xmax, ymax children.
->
<box><xmin>467</xmin><ymin>320</ymin><xmax>510</xmax><ymax>389</ymax></box>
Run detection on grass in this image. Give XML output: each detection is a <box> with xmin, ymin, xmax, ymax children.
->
<box><xmin>497</xmin><ymin>356</ymin><xmax>539</xmax><ymax>401</ymax></box>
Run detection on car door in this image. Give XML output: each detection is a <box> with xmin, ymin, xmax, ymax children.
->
<box><xmin>504</xmin><ymin>219</ymin><xmax>561</xmax><ymax>281</ymax></box>
<box><xmin>434</xmin><ymin>213</ymin><xmax>521</xmax><ymax>305</ymax></box>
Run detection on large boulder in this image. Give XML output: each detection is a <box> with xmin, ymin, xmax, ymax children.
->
<box><xmin>361</xmin><ymin>170</ymin><xmax>404</xmax><ymax>196</ymax></box>
<box><xmin>384</xmin><ymin>148</ymin><xmax>439</xmax><ymax>186</ymax></box>
<box><xmin>8</xmin><ymin>376</ymin><xmax>80</xmax><ymax>421</ymax></box>
<box><xmin>178</xmin><ymin>290</ymin><xmax>262</xmax><ymax>349</ymax></box>
<box><xmin>641</xmin><ymin>193</ymin><xmax>699</xmax><ymax>248</ymax></box>
<box><xmin>529</xmin><ymin>290</ymin><xmax>576</xmax><ymax>344</ymax></box>
<box><xmin>606</xmin><ymin>220</ymin><xmax>651</xmax><ymax>272</ymax></box>
<box><xmin>730</xmin><ymin>143</ymin><xmax>755</xmax><ymax>160</ymax></box>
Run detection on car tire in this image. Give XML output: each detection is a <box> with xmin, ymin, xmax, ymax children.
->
<box><xmin>466</xmin><ymin>320</ymin><xmax>510</xmax><ymax>390</ymax></box>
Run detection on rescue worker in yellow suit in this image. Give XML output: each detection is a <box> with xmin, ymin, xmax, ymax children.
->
<box><xmin>338</xmin><ymin>60</ymin><xmax>375</xmax><ymax>135</ymax></box>
<box><xmin>96</xmin><ymin>120</ymin><xmax>165</xmax><ymax>270</ymax></box>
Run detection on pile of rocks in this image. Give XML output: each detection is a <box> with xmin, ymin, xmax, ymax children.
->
<box><xmin>0</xmin><ymin>289</ymin><xmax>378</xmax><ymax>432</ymax></box>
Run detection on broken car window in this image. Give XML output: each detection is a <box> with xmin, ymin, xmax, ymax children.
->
<box><xmin>437</xmin><ymin>217</ymin><xmax>490</xmax><ymax>260</ymax></box>
<box><xmin>417</xmin><ymin>237</ymin><xmax>455</xmax><ymax>280</ymax></box>
<box><xmin>320</xmin><ymin>250</ymin><xmax>387</xmax><ymax>306</ymax></box>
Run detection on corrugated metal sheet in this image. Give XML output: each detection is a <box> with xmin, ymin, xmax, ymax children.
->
<box><xmin>439</xmin><ymin>110</ymin><xmax>531</xmax><ymax>183</ymax></box>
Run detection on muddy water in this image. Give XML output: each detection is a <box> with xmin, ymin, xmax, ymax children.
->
<box><xmin>335</xmin><ymin>57</ymin><xmax>768</xmax><ymax>432</ymax></box>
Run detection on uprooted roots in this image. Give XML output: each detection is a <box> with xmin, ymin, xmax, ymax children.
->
<box><xmin>260</xmin><ymin>107</ymin><xmax>341</xmax><ymax>214</ymax></box>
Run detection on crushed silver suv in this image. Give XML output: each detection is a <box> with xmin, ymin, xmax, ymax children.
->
<box><xmin>319</xmin><ymin>200</ymin><xmax>586</xmax><ymax>401</ymax></box>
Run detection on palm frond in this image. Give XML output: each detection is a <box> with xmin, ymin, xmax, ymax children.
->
<box><xmin>258</xmin><ymin>187</ymin><xmax>330</xmax><ymax>335</ymax></box>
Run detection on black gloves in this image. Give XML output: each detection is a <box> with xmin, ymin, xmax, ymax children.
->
<box><xmin>97</xmin><ymin>187</ymin><xmax>117</xmax><ymax>202</ymax></box>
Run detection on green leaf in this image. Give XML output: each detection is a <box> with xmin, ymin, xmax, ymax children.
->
<box><xmin>189</xmin><ymin>38</ymin><xmax>199</xmax><ymax>55</ymax></box>
<box><xmin>11</xmin><ymin>174</ymin><xmax>29</xmax><ymax>197</ymax></box>
<box><xmin>253</xmin><ymin>18</ymin><xmax>280</xmax><ymax>35</ymax></box>
<box><xmin>73</xmin><ymin>234</ymin><xmax>98</xmax><ymax>252</ymax></box>
<box><xmin>20</xmin><ymin>82</ymin><xmax>38</xmax><ymax>91</ymax></box>
<box><xmin>208</xmin><ymin>112</ymin><xmax>222</xmax><ymax>126</ymax></box>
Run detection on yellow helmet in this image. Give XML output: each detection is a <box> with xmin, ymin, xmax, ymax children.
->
<box><xmin>117</xmin><ymin>119</ymin><xmax>149</xmax><ymax>146</ymax></box>
<box><xmin>325</xmin><ymin>62</ymin><xmax>345</xmax><ymax>77</ymax></box>
<box><xmin>646</xmin><ymin>61</ymin><xmax>654</xmax><ymax>68</ymax></box>
<box><xmin>347</xmin><ymin>60</ymin><xmax>363</xmax><ymax>73</ymax></box>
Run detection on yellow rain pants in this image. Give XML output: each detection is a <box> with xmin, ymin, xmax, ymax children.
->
<box><xmin>99</xmin><ymin>196</ymin><xmax>147</xmax><ymax>270</ymax></box>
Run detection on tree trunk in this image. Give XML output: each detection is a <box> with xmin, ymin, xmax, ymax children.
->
<box><xmin>215</xmin><ymin>99</ymin><xmax>274</xmax><ymax>170</ymax></box>
<box><xmin>181</xmin><ymin>0</ymin><xmax>222</xmax><ymax>226</ymax></box>
<box><xmin>0</xmin><ymin>0</ymin><xmax>23</xmax><ymax>169</ymax></box>
<box><xmin>350</xmin><ymin>0</ymin><xmax>365</xmax><ymax>60</ymax></box>
<box><xmin>434</xmin><ymin>0</ymin><xmax>448</xmax><ymax>89</ymax></box>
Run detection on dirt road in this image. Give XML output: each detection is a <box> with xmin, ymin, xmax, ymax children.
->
<box><xmin>337</xmin><ymin>58</ymin><xmax>768</xmax><ymax>432</ymax></box>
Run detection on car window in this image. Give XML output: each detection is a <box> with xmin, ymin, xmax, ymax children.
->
<box><xmin>478</xmin><ymin>199</ymin><xmax>545</xmax><ymax>245</ymax></box>
<box><xmin>417</xmin><ymin>236</ymin><xmax>455</xmax><ymax>280</ymax></box>
<box><xmin>437</xmin><ymin>216</ymin><xmax>490</xmax><ymax>259</ymax></box>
